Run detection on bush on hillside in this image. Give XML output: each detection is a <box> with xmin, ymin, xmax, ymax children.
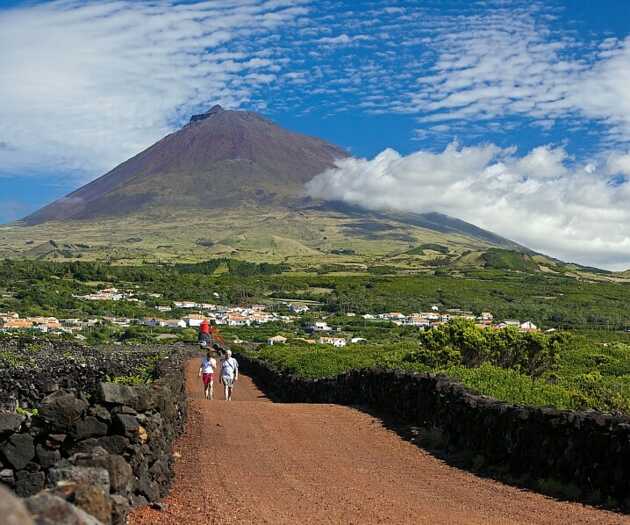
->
<box><xmin>418</xmin><ymin>320</ymin><xmax>564</xmax><ymax>378</ymax></box>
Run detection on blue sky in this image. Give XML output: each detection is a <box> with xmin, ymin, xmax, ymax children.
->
<box><xmin>1</xmin><ymin>0</ymin><xmax>630</xmax><ymax>268</ymax></box>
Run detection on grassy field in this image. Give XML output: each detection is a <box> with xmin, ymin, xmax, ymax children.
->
<box><xmin>0</xmin><ymin>205</ymin><xmax>494</xmax><ymax>266</ymax></box>
<box><xmin>243</xmin><ymin>327</ymin><xmax>630</xmax><ymax>415</ymax></box>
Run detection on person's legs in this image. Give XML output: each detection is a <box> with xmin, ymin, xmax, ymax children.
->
<box><xmin>202</xmin><ymin>373</ymin><xmax>213</xmax><ymax>399</ymax></box>
<box><xmin>223</xmin><ymin>376</ymin><xmax>234</xmax><ymax>400</ymax></box>
<box><xmin>209</xmin><ymin>379</ymin><xmax>214</xmax><ymax>400</ymax></box>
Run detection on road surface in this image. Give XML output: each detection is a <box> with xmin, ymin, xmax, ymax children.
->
<box><xmin>129</xmin><ymin>358</ymin><xmax>629</xmax><ymax>524</ymax></box>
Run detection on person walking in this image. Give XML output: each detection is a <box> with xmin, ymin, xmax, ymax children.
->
<box><xmin>198</xmin><ymin>319</ymin><xmax>211</xmax><ymax>347</ymax></box>
<box><xmin>220</xmin><ymin>349</ymin><xmax>239</xmax><ymax>401</ymax></box>
<box><xmin>198</xmin><ymin>350</ymin><xmax>217</xmax><ymax>400</ymax></box>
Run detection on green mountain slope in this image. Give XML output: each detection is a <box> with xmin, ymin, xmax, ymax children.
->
<box><xmin>5</xmin><ymin>106</ymin><xmax>529</xmax><ymax>265</ymax></box>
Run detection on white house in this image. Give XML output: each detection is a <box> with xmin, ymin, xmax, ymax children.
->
<box><xmin>267</xmin><ymin>335</ymin><xmax>288</xmax><ymax>345</ymax></box>
<box><xmin>252</xmin><ymin>312</ymin><xmax>274</xmax><ymax>324</ymax></box>
<box><xmin>174</xmin><ymin>301</ymin><xmax>197</xmax><ymax>309</ymax></box>
<box><xmin>184</xmin><ymin>314</ymin><xmax>206</xmax><ymax>327</ymax></box>
<box><xmin>289</xmin><ymin>304</ymin><xmax>310</xmax><ymax>314</ymax></box>
<box><xmin>163</xmin><ymin>319</ymin><xmax>186</xmax><ymax>329</ymax></box>
<box><xmin>156</xmin><ymin>306</ymin><xmax>172</xmax><ymax>312</ymax></box>
<box><xmin>310</xmin><ymin>321</ymin><xmax>331</xmax><ymax>332</ymax></box>
<box><xmin>520</xmin><ymin>321</ymin><xmax>538</xmax><ymax>332</ymax></box>
<box><xmin>227</xmin><ymin>314</ymin><xmax>251</xmax><ymax>327</ymax></box>
<box><xmin>110</xmin><ymin>318</ymin><xmax>131</xmax><ymax>327</ymax></box>
<box><xmin>319</xmin><ymin>336</ymin><xmax>347</xmax><ymax>347</ymax></box>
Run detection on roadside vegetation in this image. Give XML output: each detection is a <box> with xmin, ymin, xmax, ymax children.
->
<box><xmin>3</xmin><ymin>259</ymin><xmax>630</xmax><ymax>330</ymax></box>
<box><xmin>3</xmin><ymin>258</ymin><xmax>630</xmax><ymax>415</ymax></box>
<box><xmin>244</xmin><ymin>322</ymin><xmax>630</xmax><ymax>415</ymax></box>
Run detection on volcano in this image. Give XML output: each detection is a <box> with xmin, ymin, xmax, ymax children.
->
<box><xmin>9</xmin><ymin>106</ymin><xmax>521</xmax><ymax>262</ymax></box>
<box><xmin>24</xmin><ymin>105</ymin><xmax>348</xmax><ymax>224</ymax></box>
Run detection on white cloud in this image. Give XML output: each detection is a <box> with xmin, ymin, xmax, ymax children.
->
<box><xmin>0</xmin><ymin>0</ymin><xmax>309</xmax><ymax>176</ymax></box>
<box><xmin>576</xmin><ymin>38</ymin><xmax>630</xmax><ymax>142</ymax></box>
<box><xmin>316</xmin><ymin>33</ymin><xmax>370</xmax><ymax>46</ymax></box>
<box><xmin>406</xmin><ymin>6</ymin><xmax>630</xmax><ymax>145</ymax></box>
<box><xmin>306</xmin><ymin>144</ymin><xmax>630</xmax><ymax>270</ymax></box>
<box><xmin>607</xmin><ymin>153</ymin><xmax>630</xmax><ymax>176</ymax></box>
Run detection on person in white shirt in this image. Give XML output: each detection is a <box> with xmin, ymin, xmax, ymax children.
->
<box><xmin>220</xmin><ymin>350</ymin><xmax>239</xmax><ymax>401</ymax></box>
<box><xmin>198</xmin><ymin>351</ymin><xmax>217</xmax><ymax>400</ymax></box>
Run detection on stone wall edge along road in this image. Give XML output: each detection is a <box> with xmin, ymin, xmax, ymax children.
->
<box><xmin>238</xmin><ymin>353</ymin><xmax>630</xmax><ymax>512</ymax></box>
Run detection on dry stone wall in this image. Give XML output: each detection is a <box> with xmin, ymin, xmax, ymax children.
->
<box><xmin>0</xmin><ymin>339</ymin><xmax>162</xmax><ymax>411</ymax></box>
<box><xmin>0</xmin><ymin>341</ymin><xmax>193</xmax><ymax>524</ymax></box>
<box><xmin>239</xmin><ymin>353</ymin><xmax>630</xmax><ymax>511</ymax></box>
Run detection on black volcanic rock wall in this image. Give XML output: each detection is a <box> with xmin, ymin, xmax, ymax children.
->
<box><xmin>238</xmin><ymin>354</ymin><xmax>630</xmax><ymax>511</ymax></box>
<box><xmin>0</xmin><ymin>339</ymin><xmax>169</xmax><ymax>411</ymax></box>
<box><xmin>0</xmin><ymin>342</ymin><xmax>192</xmax><ymax>524</ymax></box>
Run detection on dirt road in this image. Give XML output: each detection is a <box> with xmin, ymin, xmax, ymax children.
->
<box><xmin>129</xmin><ymin>359</ymin><xmax>629</xmax><ymax>524</ymax></box>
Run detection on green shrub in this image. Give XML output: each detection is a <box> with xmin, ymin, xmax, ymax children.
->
<box><xmin>419</xmin><ymin>320</ymin><xmax>563</xmax><ymax>377</ymax></box>
<box><xmin>110</xmin><ymin>375</ymin><xmax>147</xmax><ymax>385</ymax></box>
<box><xmin>444</xmin><ymin>364</ymin><xmax>576</xmax><ymax>409</ymax></box>
<box><xmin>401</xmin><ymin>345</ymin><xmax>461</xmax><ymax>368</ymax></box>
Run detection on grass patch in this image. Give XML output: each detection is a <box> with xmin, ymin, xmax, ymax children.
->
<box><xmin>246</xmin><ymin>325</ymin><xmax>630</xmax><ymax>414</ymax></box>
<box><xmin>255</xmin><ymin>343</ymin><xmax>390</xmax><ymax>379</ymax></box>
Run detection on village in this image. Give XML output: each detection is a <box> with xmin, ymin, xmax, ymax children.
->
<box><xmin>0</xmin><ymin>286</ymin><xmax>542</xmax><ymax>345</ymax></box>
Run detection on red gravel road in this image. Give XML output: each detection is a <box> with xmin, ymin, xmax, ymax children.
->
<box><xmin>129</xmin><ymin>358</ymin><xmax>629</xmax><ymax>525</ymax></box>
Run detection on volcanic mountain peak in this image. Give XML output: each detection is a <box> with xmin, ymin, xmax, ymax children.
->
<box><xmin>189</xmin><ymin>104</ymin><xmax>225</xmax><ymax>123</ymax></box>
<box><xmin>23</xmin><ymin>107</ymin><xmax>348</xmax><ymax>224</ymax></box>
<box><xmin>18</xmin><ymin>107</ymin><xmax>522</xmax><ymax>260</ymax></box>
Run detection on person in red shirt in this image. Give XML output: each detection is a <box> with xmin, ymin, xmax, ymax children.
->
<box><xmin>199</xmin><ymin>319</ymin><xmax>211</xmax><ymax>346</ymax></box>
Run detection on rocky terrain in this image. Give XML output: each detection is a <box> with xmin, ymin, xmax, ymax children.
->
<box><xmin>0</xmin><ymin>339</ymin><xmax>193</xmax><ymax>524</ymax></box>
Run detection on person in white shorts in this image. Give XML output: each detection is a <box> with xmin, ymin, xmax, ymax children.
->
<box><xmin>198</xmin><ymin>350</ymin><xmax>217</xmax><ymax>400</ymax></box>
<box><xmin>220</xmin><ymin>350</ymin><xmax>239</xmax><ymax>401</ymax></box>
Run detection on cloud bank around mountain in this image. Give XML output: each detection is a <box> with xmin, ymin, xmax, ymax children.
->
<box><xmin>307</xmin><ymin>145</ymin><xmax>630</xmax><ymax>270</ymax></box>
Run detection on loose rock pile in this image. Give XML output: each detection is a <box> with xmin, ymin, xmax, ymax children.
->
<box><xmin>0</xmin><ymin>340</ymin><xmax>193</xmax><ymax>524</ymax></box>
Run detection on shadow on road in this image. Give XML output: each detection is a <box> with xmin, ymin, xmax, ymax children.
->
<box><xmin>239</xmin><ymin>365</ymin><xmax>627</xmax><ymax>516</ymax></box>
<box><xmin>353</xmin><ymin>404</ymin><xmax>627</xmax><ymax>515</ymax></box>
